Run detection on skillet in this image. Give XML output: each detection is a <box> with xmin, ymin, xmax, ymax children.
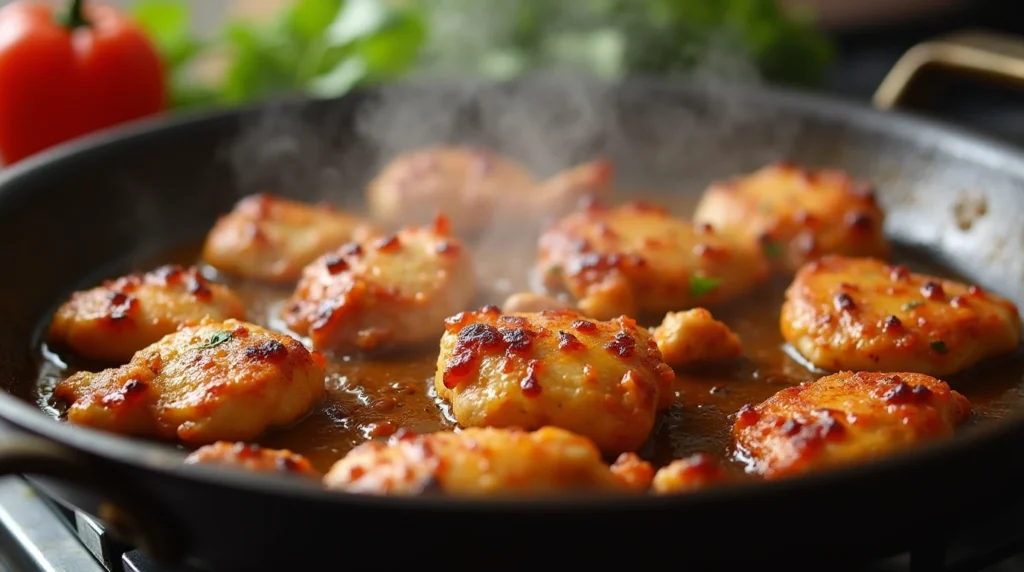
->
<box><xmin>1</xmin><ymin>31</ymin><xmax>1024</xmax><ymax>571</ymax></box>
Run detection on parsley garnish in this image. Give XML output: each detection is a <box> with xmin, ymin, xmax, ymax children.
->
<box><xmin>929</xmin><ymin>340</ymin><xmax>949</xmax><ymax>354</ymax></box>
<box><xmin>690</xmin><ymin>275</ymin><xmax>721</xmax><ymax>299</ymax></box>
<box><xmin>902</xmin><ymin>301</ymin><xmax>923</xmax><ymax>311</ymax></box>
<box><xmin>763</xmin><ymin>241</ymin><xmax>782</xmax><ymax>259</ymax></box>
<box><xmin>198</xmin><ymin>331</ymin><xmax>234</xmax><ymax>349</ymax></box>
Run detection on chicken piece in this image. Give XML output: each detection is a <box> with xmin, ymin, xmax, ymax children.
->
<box><xmin>530</xmin><ymin>158</ymin><xmax>614</xmax><ymax>218</ymax></box>
<box><xmin>54</xmin><ymin>318</ymin><xmax>326</xmax><ymax>445</ymax></box>
<box><xmin>693</xmin><ymin>162</ymin><xmax>888</xmax><ymax>273</ymax></box>
<box><xmin>434</xmin><ymin>306</ymin><xmax>676</xmax><ymax>454</ymax></box>
<box><xmin>281</xmin><ymin>215</ymin><xmax>475</xmax><ymax>354</ymax></box>
<box><xmin>652</xmin><ymin>308</ymin><xmax>743</xmax><ymax>368</ymax></box>
<box><xmin>202</xmin><ymin>193</ymin><xmax>380</xmax><ymax>283</ymax></box>
<box><xmin>184</xmin><ymin>441</ymin><xmax>320</xmax><ymax>478</ymax></box>
<box><xmin>781</xmin><ymin>256</ymin><xmax>1022</xmax><ymax>376</ymax></box>
<box><xmin>536</xmin><ymin>201</ymin><xmax>770</xmax><ymax>320</ymax></box>
<box><xmin>47</xmin><ymin>265</ymin><xmax>246</xmax><ymax>364</ymax></box>
<box><xmin>652</xmin><ymin>453</ymin><xmax>731</xmax><ymax>494</ymax></box>
<box><xmin>366</xmin><ymin>146</ymin><xmax>537</xmax><ymax>236</ymax></box>
<box><xmin>610</xmin><ymin>453</ymin><xmax>656</xmax><ymax>492</ymax></box>
<box><xmin>323</xmin><ymin>426</ymin><xmax>635</xmax><ymax>496</ymax></box>
<box><xmin>733</xmin><ymin>371</ymin><xmax>971</xmax><ymax>479</ymax></box>
<box><xmin>501</xmin><ymin>292</ymin><xmax>572</xmax><ymax>314</ymax></box>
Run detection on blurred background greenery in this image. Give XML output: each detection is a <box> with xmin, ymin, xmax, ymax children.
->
<box><xmin>131</xmin><ymin>0</ymin><xmax>836</xmax><ymax>110</ymax></box>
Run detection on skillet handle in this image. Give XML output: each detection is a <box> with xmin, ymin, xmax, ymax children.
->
<box><xmin>0</xmin><ymin>432</ymin><xmax>182</xmax><ymax>562</ymax></box>
<box><xmin>874</xmin><ymin>29</ymin><xmax>1024</xmax><ymax>111</ymax></box>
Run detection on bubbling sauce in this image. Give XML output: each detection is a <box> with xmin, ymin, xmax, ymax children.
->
<box><xmin>34</xmin><ymin>244</ymin><xmax>1024</xmax><ymax>475</ymax></box>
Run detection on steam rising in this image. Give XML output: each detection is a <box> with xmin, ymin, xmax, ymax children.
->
<box><xmin>222</xmin><ymin>20</ymin><xmax>804</xmax><ymax>300</ymax></box>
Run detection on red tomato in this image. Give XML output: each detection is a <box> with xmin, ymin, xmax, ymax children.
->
<box><xmin>0</xmin><ymin>0</ymin><xmax>167</xmax><ymax>165</ymax></box>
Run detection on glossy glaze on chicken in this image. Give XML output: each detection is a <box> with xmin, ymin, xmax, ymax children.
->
<box><xmin>36</xmin><ymin>154</ymin><xmax>1024</xmax><ymax>498</ymax></box>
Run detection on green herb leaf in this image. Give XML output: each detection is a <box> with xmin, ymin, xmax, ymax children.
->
<box><xmin>929</xmin><ymin>340</ymin><xmax>949</xmax><ymax>355</ymax></box>
<box><xmin>290</xmin><ymin>0</ymin><xmax>345</xmax><ymax>41</ymax></box>
<box><xmin>132</xmin><ymin>0</ymin><xmax>203</xmax><ymax>69</ymax></box>
<box><xmin>690</xmin><ymin>275</ymin><xmax>721</xmax><ymax>299</ymax></box>
<box><xmin>763</xmin><ymin>241</ymin><xmax>782</xmax><ymax>260</ymax></box>
<box><xmin>902</xmin><ymin>301</ymin><xmax>924</xmax><ymax>311</ymax></box>
<box><xmin>198</xmin><ymin>331</ymin><xmax>234</xmax><ymax>350</ymax></box>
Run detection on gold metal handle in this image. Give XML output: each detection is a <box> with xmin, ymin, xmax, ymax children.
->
<box><xmin>874</xmin><ymin>29</ymin><xmax>1024</xmax><ymax>111</ymax></box>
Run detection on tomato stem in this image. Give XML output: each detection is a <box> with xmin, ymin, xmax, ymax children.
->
<box><xmin>63</xmin><ymin>0</ymin><xmax>90</xmax><ymax>29</ymax></box>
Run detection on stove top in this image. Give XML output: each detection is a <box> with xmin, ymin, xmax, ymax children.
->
<box><xmin>3</xmin><ymin>12</ymin><xmax>1024</xmax><ymax>572</ymax></box>
<box><xmin>4</xmin><ymin>468</ymin><xmax>1024</xmax><ymax>572</ymax></box>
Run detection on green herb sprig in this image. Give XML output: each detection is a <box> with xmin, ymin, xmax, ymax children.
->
<box><xmin>690</xmin><ymin>275</ymin><xmax>721</xmax><ymax>299</ymax></box>
<box><xmin>197</xmin><ymin>330</ymin><xmax>234</xmax><ymax>349</ymax></box>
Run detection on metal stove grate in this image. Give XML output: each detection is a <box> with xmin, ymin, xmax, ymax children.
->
<box><xmin>4</xmin><ymin>474</ymin><xmax>1024</xmax><ymax>572</ymax></box>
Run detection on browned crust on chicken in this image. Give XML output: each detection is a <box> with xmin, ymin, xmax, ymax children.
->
<box><xmin>652</xmin><ymin>308</ymin><xmax>743</xmax><ymax>368</ymax></box>
<box><xmin>434</xmin><ymin>306</ymin><xmax>675</xmax><ymax>454</ymax></box>
<box><xmin>781</xmin><ymin>255</ymin><xmax>1022</xmax><ymax>376</ymax></box>
<box><xmin>202</xmin><ymin>193</ymin><xmax>379</xmax><ymax>283</ymax></box>
<box><xmin>733</xmin><ymin>371</ymin><xmax>971</xmax><ymax>479</ymax></box>
<box><xmin>282</xmin><ymin>215</ymin><xmax>476</xmax><ymax>354</ymax></box>
<box><xmin>54</xmin><ymin>318</ymin><xmax>327</xmax><ymax>445</ymax></box>
<box><xmin>536</xmin><ymin>201</ymin><xmax>770</xmax><ymax>320</ymax></box>
<box><xmin>185</xmin><ymin>441</ymin><xmax>320</xmax><ymax>478</ymax></box>
<box><xmin>694</xmin><ymin>162</ymin><xmax>889</xmax><ymax>272</ymax></box>
<box><xmin>322</xmin><ymin>426</ymin><xmax>635</xmax><ymax>496</ymax></box>
<box><xmin>652</xmin><ymin>453</ymin><xmax>731</xmax><ymax>494</ymax></box>
<box><xmin>47</xmin><ymin>265</ymin><xmax>246</xmax><ymax>363</ymax></box>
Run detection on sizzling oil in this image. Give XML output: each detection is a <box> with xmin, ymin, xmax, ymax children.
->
<box><xmin>33</xmin><ymin>244</ymin><xmax>1024</xmax><ymax>476</ymax></box>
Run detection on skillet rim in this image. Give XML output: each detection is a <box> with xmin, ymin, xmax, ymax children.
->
<box><xmin>1</xmin><ymin>77</ymin><xmax>1024</xmax><ymax>511</ymax></box>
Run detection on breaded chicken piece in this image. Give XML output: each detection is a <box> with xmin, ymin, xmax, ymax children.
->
<box><xmin>694</xmin><ymin>162</ymin><xmax>888</xmax><ymax>272</ymax></box>
<box><xmin>781</xmin><ymin>256</ymin><xmax>1022</xmax><ymax>376</ymax></box>
<box><xmin>54</xmin><ymin>318</ymin><xmax>326</xmax><ymax>445</ymax></box>
<box><xmin>652</xmin><ymin>453</ymin><xmax>731</xmax><ymax>494</ymax></box>
<box><xmin>47</xmin><ymin>265</ymin><xmax>246</xmax><ymax>364</ymax></box>
<box><xmin>202</xmin><ymin>193</ymin><xmax>380</xmax><ymax>283</ymax></box>
<box><xmin>733</xmin><ymin>371</ymin><xmax>971</xmax><ymax>479</ymax></box>
<box><xmin>434</xmin><ymin>306</ymin><xmax>676</xmax><ymax>454</ymax></box>
<box><xmin>281</xmin><ymin>215</ymin><xmax>475</xmax><ymax>353</ymax></box>
<box><xmin>323</xmin><ymin>426</ymin><xmax>636</xmax><ymax>496</ymax></box>
<box><xmin>366</xmin><ymin>146</ymin><xmax>537</xmax><ymax>236</ymax></box>
<box><xmin>536</xmin><ymin>202</ymin><xmax>770</xmax><ymax>320</ymax></box>
<box><xmin>652</xmin><ymin>308</ymin><xmax>743</xmax><ymax>367</ymax></box>
<box><xmin>184</xmin><ymin>441</ymin><xmax>320</xmax><ymax>478</ymax></box>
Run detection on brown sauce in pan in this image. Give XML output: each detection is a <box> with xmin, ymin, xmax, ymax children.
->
<box><xmin>32</xmin><ymin>243</ymin><xmax>1024</xmax><ymax>476</ymax></box>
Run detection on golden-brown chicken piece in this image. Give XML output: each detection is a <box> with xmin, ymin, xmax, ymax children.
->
<box><xmin>536</xmin><ymin>201</ymin><xmax>770</xmax><ymax>320</ymax></box>
<box><xmin>609</xmin><ymin>453</ymin><xmax>656</xmax><ymax>492</ymax></box>
<box><xmin>530</xmin><ymin>158</ymin><xmax>614</xmax><ymax>217</ymax></box>
<box><xmin>184</xmin><ymin>441</ymin><xmax>320</xmax><ymax>478</ymax></box>
<box><xmin>202</xmin><ymin>193</ymin><xmax>380</xmax><ymax>283</ymax></box>
<box><xmin>434</xmin><ymin>306</ymin><xmax>676</xmax><ymax>454</ymax></box>
<box><xmin>652</xmin><ymin>453</ymin><xmax>731</xmax><ymax>494</ymax></box>
<box><xmin>781</xmin><ymin>256</ymin><xmax>1021</xmax><ymax>376</ymax></box>
<box><xmin>652</xmin><ymin>308</ymin><xmax>743</xmax><ymax>368</ymax></box>
<box><xmin>366</xmin><ymin>146</ymin><xmax>537</xmax><ymax>236</ymax></box>
<box><xmin>322</xmin><ymin>426</ymin><xmax>636</xmax><ymax>496</ymax></box>
<box><xmin>47</xmin><ymin>265</ymin><xmax>246</xmax><ymax>364</ymax></box>
<box><xmin>281</xmin><ymin>215</ymin><xmax>476</xmax><ymax>354</ymax></box>
<box><xmin>693</xmin><ymin>162</ymin><xmax>888</xmax><ymax>273</ymax></box>
<box><xmin>54</xmin><ymin>318</ymin><xmax>326</xmax><ymax>445</ymax></box>
<box><xmin>501</xmin><ymin>292</ymin><xmax>572</xmax><ymax>314</ymax></box>
<box><xmin>733</xmin><ymin>371</ymin><xmax>971</xmax><ymax>479</ymax></box>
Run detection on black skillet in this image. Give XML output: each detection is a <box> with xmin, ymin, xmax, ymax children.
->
<box><xmin>1</xmin><ymin>32</ymin><xmax>1024</xmax><ymax>571</ymax></box>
